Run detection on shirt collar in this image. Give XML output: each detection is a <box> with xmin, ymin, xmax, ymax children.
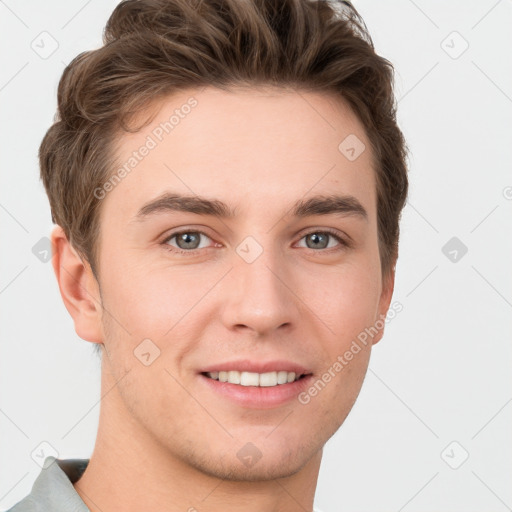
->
<box><xmin>28</xmin><ymin>456</ymin><xmax>90</xmax><ymax>512</ymax></box>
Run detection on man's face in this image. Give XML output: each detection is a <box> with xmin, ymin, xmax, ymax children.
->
<box><xmin>91</xmin><ymin>86</ymin><xmax>393</xmax><ymax>480</ymax></box>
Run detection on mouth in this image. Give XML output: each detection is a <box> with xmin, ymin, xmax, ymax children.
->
<box><xmin>198</xmin><ymin>361</ymin><xmax>313</xmax><ymax>409</ymax></box>
<box><xmin>201</xmin><ymin>370</ymin><xmax>309</xmax><ymax>387</ymax></box>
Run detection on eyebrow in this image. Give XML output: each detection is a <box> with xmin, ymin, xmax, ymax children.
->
<box><xmin>133</xmin><ymin>192</ymin><xmax>368</xmax><ymax>222</ymax></box>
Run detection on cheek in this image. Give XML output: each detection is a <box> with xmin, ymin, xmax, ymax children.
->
<box><xmin>101</xmin><ymin>260</ymin><xmax>204</xmax><ymax>339</ymax></box>
<box><xmin>305</xmin><ymin>263</ymin><xmax>380</xmax><ymax>419</ymax></box>
<box><xmin>304</xmin><ymin>260</ymin><xmax>382</xmax><ymax>343</ymax></box>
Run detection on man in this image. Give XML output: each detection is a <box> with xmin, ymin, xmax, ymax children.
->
<box><xmin>8</xmin><ymin>0</ymin><xmax>408</xmax><ymax>510</ymax></box>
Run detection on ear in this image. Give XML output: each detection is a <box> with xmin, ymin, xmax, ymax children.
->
<box><xmin>371</xmin><ymin>266</ymin><xmax>396</xmax><ymax>346</ymax></box>
<box><xmin>51</xmin><ymin>225</ymin><xmax>103</xmax><ymax>344</ymax></box>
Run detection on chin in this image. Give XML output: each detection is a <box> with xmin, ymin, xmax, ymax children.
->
<box><xmin>194</xmin><ymin>452</ymin><xmax>314</xmax><ymax>482</ymax></box>
<box><xmin>177</xmin><ymin>432</ymin><xmax>323</xmax><ymax>483</ymax></box>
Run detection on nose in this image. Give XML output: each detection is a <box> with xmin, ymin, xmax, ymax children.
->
<box><xmin>219</xmin><ymin>244</ymin><xmax>301</xmax><ymax>337</ymax></box>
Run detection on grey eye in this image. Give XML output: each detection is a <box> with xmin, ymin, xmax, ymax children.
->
<box><xmin>305</xmin><ymin>233</ymin><xmax>329</xmax><ymax>249</ymax></box>
<box><xmin>166</xmin><ymin>231</ymin><xmax>211</xmax><ymax>251</ymax></box>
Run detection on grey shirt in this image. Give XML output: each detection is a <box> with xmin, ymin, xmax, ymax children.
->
<box><xmin>6</xmin><ymin>456</ymin><xmax>90</xmax><ymax>512</ymax></box>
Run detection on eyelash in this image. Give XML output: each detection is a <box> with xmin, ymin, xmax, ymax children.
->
<box><xmin>161</xmin><ymin>228</ymin><xmax>349</xmax><ymax>256</ymax></box>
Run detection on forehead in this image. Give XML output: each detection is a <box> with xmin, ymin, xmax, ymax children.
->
<box><xmin>106</xmin><ymin>86</ymin><xmax>376</xmax><ymax>221</ymax></box>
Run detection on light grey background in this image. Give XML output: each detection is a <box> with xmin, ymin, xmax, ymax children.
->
<box><xmin>1</xmin><ymin>1</ymin><xmax>511</xmax><ymax>511</ymax></box>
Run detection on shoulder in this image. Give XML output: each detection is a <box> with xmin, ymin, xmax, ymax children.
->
<box><xmin>4</xmin><ymin>457</ymin><xmax>90</xmax><ymax>512</ymax></box>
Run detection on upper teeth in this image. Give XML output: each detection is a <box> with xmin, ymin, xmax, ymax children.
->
<box><xmin>206</xmin><ymin>370</ymin><xmax>299</xmax><ymax>387</ymax></box>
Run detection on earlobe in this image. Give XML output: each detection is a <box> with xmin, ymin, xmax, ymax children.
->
<box><xmin>372</xmin><ymin>268</ymin><xmax>396</xmax><ymax>346</ymax></box>
<box><xmin>51</xmin><ymin>225</ymin><xmax>103</xmax><ymax>344</ymax></box>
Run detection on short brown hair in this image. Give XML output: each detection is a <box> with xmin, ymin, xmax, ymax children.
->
<box><xmin>40</xmin><ymin>0</ymin><xmax>408</xmax><ymax>283</ymax></box>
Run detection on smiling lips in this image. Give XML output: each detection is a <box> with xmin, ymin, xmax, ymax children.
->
<box><xmin>205</xmin><ymin>370</ymin><xmax>302</xmax><ymax>387</ymax></box>
<box><xmin>199</xmin><ymin>361</ymin><xmax>313</xmax><ymax>408</ymax></box>
<box><xmin>200</xmin><ymin>360</ymin><xmax>311</xmax><ymax>388</ymax></box>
